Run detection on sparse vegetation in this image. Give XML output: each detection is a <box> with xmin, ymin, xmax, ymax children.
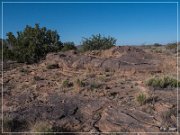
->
<box><xmin>146</xmin><ymin>76</ymin><xmax>180</xmax><ymax>88</ymax></box>
<box><xmin>136</xmin><ymin>93</ymin><xmax>147</xmax><ymax>105</ymax></box>
<box><xmin>81</xmin><ymin>34</ymin><xmax>116</xmax><ymax>52</ymax></box>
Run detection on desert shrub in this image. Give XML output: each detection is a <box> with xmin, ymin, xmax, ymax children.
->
<box><xmin>146</xmin><ymin>76</ymin><xmax>180</xmax><ymax>88</ymax></box>
<box><xmin>46</xmin><ymin>63</ymin><xmax>59</xmax><ymax>69</ymax></box>
<box><xmin>5</xmin><ymin>24</ymin><xmax>63</xmax><ymax>63</ymax></box>
<box><xmin>62</xmin><ymin>79</ymin><xmax>73</xmax><ymax>88</ymax></box>
<box><xmin>136</xmin><ymin>93</ymin><xmax>147</xmax><ymax>105</ymax></box>
<box><xmin>62</xmin><ymin>42</ymin><xmax>77</xmax><ymax>52</ymax></box>
<box><xmin>81</xmin><ymin>34</ymin><xmax>116</xmax><ymax>51</ymax></box>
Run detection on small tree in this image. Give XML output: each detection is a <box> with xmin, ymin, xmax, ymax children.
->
<box><xmin>62</xmin><ymin>42</ymin><xmax>77</xmax><ymax>52</ymax></box>
<box><xmin>81</xmin><ymin>34</ymin><xmax>116</xmax><ymax>52</ymax></box>
<box><xmin>0</xmin><ymin>39</ymin><xmax>15</xmax><ymax>60</ymax></box>
<box><xmin>5</xmin><ymin>24</ymin><xmax>63</xmax><ymax>63</ymax></box>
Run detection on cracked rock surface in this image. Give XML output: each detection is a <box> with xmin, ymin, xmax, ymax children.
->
<box><xmin>1</xmin><ymin>46</ymin><xmax>178</xmax><ymax>134</ymax></box>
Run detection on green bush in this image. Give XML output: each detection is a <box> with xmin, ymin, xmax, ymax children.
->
<box><xmin>5</xmin><ymin>24</ymin><xmax>63</xmax><ymax>63</ymax></box>
<box><xmin>0</xmin><ymin>39</ymin><xmax>15</xmax><ymax>60</ymax></box>
<box><xmin>136</xmin><ymin>93</ymin><xmax>147</xmax><ymax>105</ymax></box>
<box><xmin>146</xmin><ymin>76</ymin><xmax>180</xmax><ymax>88</ymax></box>
<box><xmin>62</xmin><ymin>42</ymin><xmax>77</xmax><ymax>52</ymax></box>
<box><xmin>81</xmin><ymin>34</ymin><xmax>116</xmax><ymax>52</ymax></box>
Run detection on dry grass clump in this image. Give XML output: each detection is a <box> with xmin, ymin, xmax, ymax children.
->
<box><xmin>136</xmin><ymin>93</ymin><xmax>147</xmax><ymax>106</ymax></box>
<box><xmin>146</xmin><ymin>76</ymin><xmax>180</xmax><ymax>88</ymax></box>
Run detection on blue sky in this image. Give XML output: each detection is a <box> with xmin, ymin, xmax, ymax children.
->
<box><xmin>1</xmin><ymin>1</ymin><xmax>178</xmax><ymax>45</ymax></box>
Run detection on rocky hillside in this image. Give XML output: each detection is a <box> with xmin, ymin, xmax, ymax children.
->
<box><xmin>1</xmin><ymin>46</ymin><xmax>178</xmax><ymax>134</ymax></box>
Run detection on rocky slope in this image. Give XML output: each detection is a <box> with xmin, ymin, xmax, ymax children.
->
<box><xmin>1</xmin><ymin>46</ymin><xmax>178</xmax><ymax>134</ymax></box>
